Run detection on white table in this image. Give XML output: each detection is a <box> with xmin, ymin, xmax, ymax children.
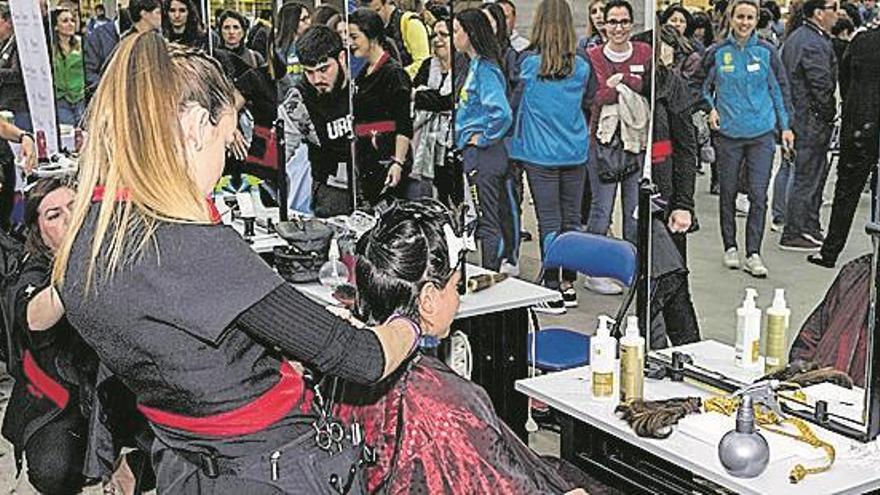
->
<box><xmin>294</xmin><ymin>264</ymin><xmax>560</xmax><ymax>320</ymax></box>
<box><xmin>516</xmin><ymin>366</ymin><xmax>880</xmax><ymax>495</ymax></box>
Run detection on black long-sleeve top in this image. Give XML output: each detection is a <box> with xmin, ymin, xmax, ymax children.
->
<box><xmin>412</xmin><ymin>57</ymin><xmax>453</xmax><ymax>113</ymax></box>
<box><xmin>653</xmin><ymin>67</ymin><xmax>697</xmax><ymax>215</ymax></box>
<box><xmin>352</xmin><ymin>53</ymin><xmax>413</xmax><ymax>202</ymax></box>
<box><xmin>60</xmin><ymin>207</ymin><xmax>385</xmax><ymax>420</ymax></box>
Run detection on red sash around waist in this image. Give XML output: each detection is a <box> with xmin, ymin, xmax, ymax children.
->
<box><xmin>137</xmin><ymin>361</ymin><xmax>304</xmax><ymax>437</ymax></box>
<box><xmin>23</xmin><ymin>350</ymin><xmax>70</xmax><ymax>409</ymax></box>
<box><xmin>355</xmin><ymin>120</ymin><xmax>396</xmax><ymax>137</ymax></box>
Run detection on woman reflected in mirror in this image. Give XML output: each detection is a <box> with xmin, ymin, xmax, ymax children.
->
<box><xmin>51</xmin><ymin>6</ymin><xmax>85</xmax><ymax>126</ymax></box>
<box><xmin>348</xmin><ymin>8</ymin><xmax>413</xmax><ymax>207</ymax></box>
<box><xmin>162</xmin><ymin>0</ymin><xmax>210</xmax><ymax>50</ymax></box>
<box><xmin>218</xmin><ymin>10</ymin><xmax>263</xmax><ymax>69</ymax></box>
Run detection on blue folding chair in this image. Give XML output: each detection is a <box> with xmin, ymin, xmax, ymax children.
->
<box><xmin>527</xmin><ymin>232</ymin><xmax>638</xmax><ymax>372</ymax></box>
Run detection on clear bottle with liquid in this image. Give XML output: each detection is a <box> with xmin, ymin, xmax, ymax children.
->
<box><xmin>319</xmin><ymin>238</ymin><xmax>349</xmax><ymax>289</ymax></box>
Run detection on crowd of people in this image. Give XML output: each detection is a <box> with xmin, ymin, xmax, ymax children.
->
<box><xmin>0</xmin><ymin>0</ymin><xmax>878</xmax><ymax>492</ymax></box>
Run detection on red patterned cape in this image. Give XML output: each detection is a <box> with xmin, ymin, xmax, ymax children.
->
<box><xmin>345</xmin><ymin>355</ymin><xmax>570</xmax><ymax>494</ymax></box>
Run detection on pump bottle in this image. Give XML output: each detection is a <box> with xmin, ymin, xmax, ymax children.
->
<box><xmin>590</xmin><ymin>315</ymin><xmax>616</xmax><ymax>400</ymax></box>
<box><xmin>735</xmin><ymin>289</ymin><xmax>762</xmax><ymax>368</ymax></box>
<box><xmin>764</xmin><ymin>289</ymin><xmax>790</xmax><ymax>374</ymax></box>
<box><xmin>619</xmin><ymin>316</ymin><xmax>644</xmax><ymax>402</ymax></box>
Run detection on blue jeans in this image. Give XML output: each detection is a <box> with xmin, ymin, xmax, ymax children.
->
<box><xmin>771</xmin><ymin>156</ymin><xmax>793</xmax><ymax>224</ymax></box>
<box><xmin>523</xmin><ymin>162</ymin><xmax>586</xmax><ymax>289</ymax></box>
<box><xmin>716</xmin><ymin>132</ymin><xmax>775</xmax><ymax>255</ymax></box>
<box><xmin>56</xmin><ymin>99</ymin><xmax>84</xmax><ymax>126</ymax></box>
<box><xmin>782</xmin><ymin>120</ymin><xmax>832</xmax><ymax>239</ymax></box>
<box><xmin>462</xmin><ymin>142</ymin><xmax>519</xmax><ymax>271</ymax></box>
<box><xmin>585</xmin><ymin>144</ymin><xmax>640</xmax><ymax>243</ymax></box>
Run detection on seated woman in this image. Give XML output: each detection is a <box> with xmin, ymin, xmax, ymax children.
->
<box><xmin>789</xmin><ymin>254</ymin><xmax>871</xmax><ymax>387</ymax></box>
<box><xmin>347</xmin><ymin>199</ymin><xmax>585</xmax><ymax>494</ymax></box>
<box><xmin>1</xmin><ymin>178</ymin><xmax>91</xmax><ymax>494</ymax></box>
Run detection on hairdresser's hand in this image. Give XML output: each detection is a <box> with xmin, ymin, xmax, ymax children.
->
<box><xmin>781</xmin><ymin>129</ymin><xmax>795</xmax><ymax>151</ymax></box>
<box><xmin>468</xmin><ymin>133</ymin><xmax>481</xmax><ymax>146</ymax></box>
<box><xmin>229</xmin><ymin>129</ymin><xmax>249</xmax><ymax>161</ymax></box>
<box><xmin>325</xmin><ymin>304</ymin><xmax>367</xmax><ymax>329</ymax></box>
<box><xmin>708</xmin><ymin>108</ymin><xmax>720</xmax><ymax>131</ymax></box>
<box><xmin>606</xmin><ymin>73</ymin><xmax>624</xmax><ymax>89</ymax></box>
<box><xmin>564</xmin><ymin>490</ymin><xmax>589</xmax><ymax>495</ymax></box>
<box><xmin>386</xmin><ymin>163</ymin><xmax>403</xmax><ymax>188</ymax></box>
<box><xmin>19</xmin><ymin>134</ymin><xmax>36</xmax><ymax>175</ymax></box>
<box><xmin>668</xmin><ymin>209</ymin><xmax>692</xmax><ymax>234</ymax></box>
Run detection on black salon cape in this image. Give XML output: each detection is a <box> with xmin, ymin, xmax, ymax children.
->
<box><xmin>59</xmin><ymin>208</ymin><xmax>313</xmax><ymax>493</ymax></box>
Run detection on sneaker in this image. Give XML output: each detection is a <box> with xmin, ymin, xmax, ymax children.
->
<box><xmin>743</xmin><ymin>254</ymin><xmax>768</xmax><ymax>278</ymax></box>
<box><xmin>803</xmin><ymin>232</ymin><xmax>824</xmax><ymax>246</ymax></box>
<box><xmin>499</xmin><ymin>260</ymin><xmax>520</xmax><ymax>278</ymax></box>
<box><xmin>735</xmin><ymin>194</ymin><xmax>750</xmax><ymax>217</ymax></box>
<box><xmin>533</xmin><ymin>299</ymin><xmax>566</xmax><ymax>315</ymax></box>
<box><xmin>723</xmin><ymin>247</ymin><xmax>740</xmax><ymax>269</ymax></box>
<box><xmin>770</xmin><ymin>220</ymin><xmax>784</xmax><ymax>232</ymax></box>
<box><xmin>561</xmin><ymin>287</ymin><xmax>578</xmax><ymax>308</ymax></box>
<box><xmin>807</xmin><ymin>253</ymin><xmax>836</xmax><ymax>268</ymax></box>
<box><xmin>584</xmin><ymin>276</ymin><xmax>624</xmax><ymax>295</ymax></box>
<box><xmin>779</xmin><ymin>235</ymin><xmax>821</xmax><ymax>251</ymax></box>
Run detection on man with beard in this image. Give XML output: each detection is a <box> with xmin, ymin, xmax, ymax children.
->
<box><xmin>281</xmin><ymin>25</ymin><xmax>353</xmax><ymax>217</ymax></box>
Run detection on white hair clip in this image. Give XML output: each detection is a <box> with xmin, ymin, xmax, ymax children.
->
<box><xmin>444</xmin><ymin>223</ymin><xmax>466</xmax><ymax>270</ymax></box>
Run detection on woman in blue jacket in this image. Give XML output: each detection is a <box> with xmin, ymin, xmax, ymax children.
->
<box><xmin>454</xmin><ymin>8</ymin><xmax>515</xmax><ymax>272</ymax></box>
<box><xmin>701</xmin><ymin>0</ymin><xmax>793</xmax><ymax>278</ymax></box>
<box><xmin>509</xmin><ymin>0</ymin><xmax>590</xmax><ymax>313</ymax></box>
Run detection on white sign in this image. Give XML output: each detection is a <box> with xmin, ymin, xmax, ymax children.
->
<box><xmin>9</xmin><ymin>0</ymin><xmax>58</xmax><ymax>155</ymax></box>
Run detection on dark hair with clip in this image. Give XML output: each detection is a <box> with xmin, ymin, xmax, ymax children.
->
<box><xmin>355</xmin><ymin>199</ymin><xmax>460</xmax><ymax>326</ymax></box>
<box><xmin>349</xmin><ymin>8</ymin><xmax>402</xmax><ymax>62</ymax></box>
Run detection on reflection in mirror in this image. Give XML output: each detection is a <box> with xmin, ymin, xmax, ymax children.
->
<box><xmin>648</xmin><ymin>1</ymin><xmax>874</xmax><ymax>438</ymax></box>
<box><xmin>277</xmin><ymin>0</ymin><xmax>356</xmax><ymax>218</ymax></box>
<box><xmin>210</xmin><ymin>0</ymin><xmax>279</xmax><ymax>213</ymax></box>
<box><xmin>49</xmin><ymin>3</ymin><xmax>85</xmax><ymax>128</ymax></box>
<box><xmin>162</xmin><ymin>0</ymin><xmax>210</xmax><ymax>50</ymax></box>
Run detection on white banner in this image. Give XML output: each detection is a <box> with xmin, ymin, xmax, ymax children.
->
<box><xmin>8</xmin><ymin>0</ymin><xmax>58</xmax><ymax>155</ymax></box>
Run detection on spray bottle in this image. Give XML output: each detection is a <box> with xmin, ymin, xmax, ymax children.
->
<box><xmin>619</xmin><ymin>315</ymin><xmax>645</xmax><ymax>402</ymax></box>
<box><xmin>590</xmin><ymin>315</ymin><xmax>616</xmax><ymax>400</ymax></box>
<box><xmin>764</xmin><ymin>289</ymin><xmax>790</xmax><ymax>374</ymax></box>
<box><xmin>319</xmin><ymin>239</ymin><xmax>350</xmax><ymax>289</ymax></box>
<box><xmin>735</xmin><ymin>289</ymin><xmax>762</xmax><ymax>368</ymax></box>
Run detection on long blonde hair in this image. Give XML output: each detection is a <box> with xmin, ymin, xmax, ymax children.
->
<box><xmin>52</xmin><ymin>32</ymin><xmax>239</xmax><ymax>290</ymax></box>
<box><xmin>530</xmin><ymin>0</ymin><xmax>577</xmax><ymax>78</ymax></box>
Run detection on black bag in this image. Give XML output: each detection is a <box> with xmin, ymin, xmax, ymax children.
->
<box><xmin>0</xmin><ymin>229</ymin><xmax>24</xmax><ymax>364</ymax></box>
<box><xmin>274</xmin><ymin>219</ymin><xmax>334</xmax><ymax>283</ymax></box>
<box><xmin>595</xmin><ymin>131</ymin><xmax>640</xmax><ymax>183</ymax></box>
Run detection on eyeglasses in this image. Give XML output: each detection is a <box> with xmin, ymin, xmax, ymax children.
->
<box><xmin>605</xmin><ymin>19</ymin><xmax>632</xmax><ymax>27</ymax></box>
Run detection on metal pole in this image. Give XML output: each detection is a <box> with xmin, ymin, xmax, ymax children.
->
<box><xmin>344</xmin><ymin>1</ymin><xmax>357</xmax><ymax>212</ymax></box>
<box><xmin>636</xmin><ymin>20</ymin><xmax>657</xmax><ymax>349</ymax></box>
